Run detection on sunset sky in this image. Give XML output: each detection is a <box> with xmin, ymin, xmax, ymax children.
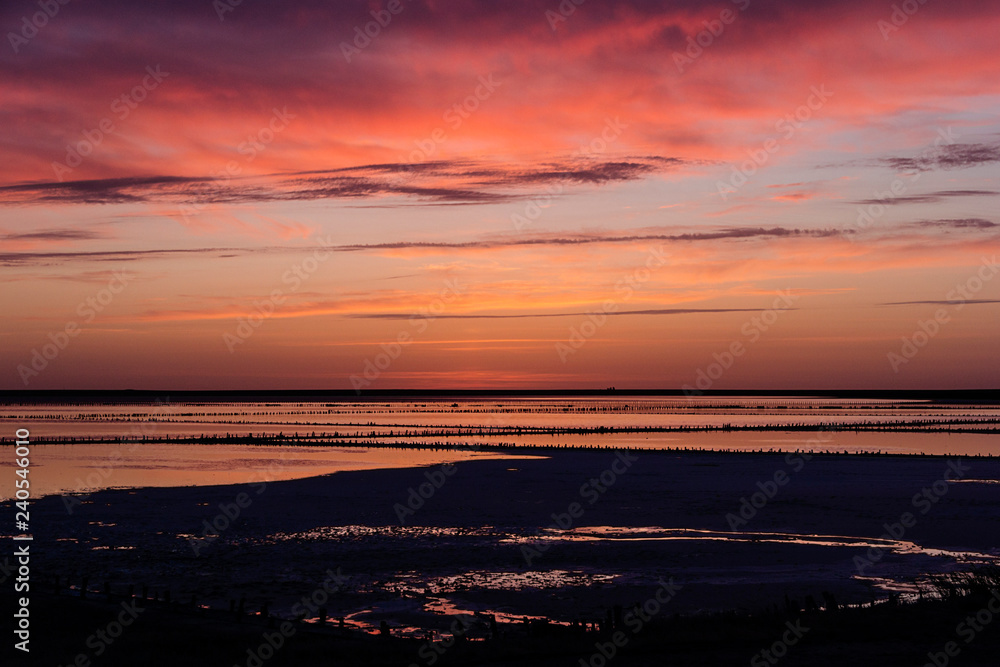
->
<box><xmin>1</xmin><ymin>0</ymin><xmax>998</xmax><ymax>390</ymax></box>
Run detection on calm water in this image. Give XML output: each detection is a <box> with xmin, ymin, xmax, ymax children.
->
<box><xmin>2</xmin><ymin>396</ymin><xmax>997</xmax><ymax>499</ymax></box>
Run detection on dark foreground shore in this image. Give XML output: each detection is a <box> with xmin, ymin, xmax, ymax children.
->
<box><xmin>4</xmin><ymin>450</ymin><xmax>1000</xmax><ymax>665</ymax></box>
<box><xmin>5</xmin><ymin>584</ymin><xmax>1000</xmax><ymax>666</ymax></box>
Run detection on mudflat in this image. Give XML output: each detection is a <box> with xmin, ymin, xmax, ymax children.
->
<box><xmin>13</xmin><ymin>451</ymin><xmax>1000</xmax><ymax>638</ymax></box>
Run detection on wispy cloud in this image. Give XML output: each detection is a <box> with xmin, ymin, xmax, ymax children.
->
<box><xmin>0</xmin><ymin>157</ymin><xmax>688</xmax><ymax>207</ymax></box>
<box><xmin>0</xmin><ymin>176</ymin><xmax>204</xmax><ymax>205</ymax></box>
<box><xmin>0</xmin><ymin>247</ymin><xmax>256</xmax><ymax>267</ymax></box>
<box><xmin>860</xmin><ymin>143</ymin><xmax>1000</xmax><ymax>172</ymax></box>
<box><xmin>0</xmin><ymin>226</ymin><xmax>850</xmax><ymax>266</ymax></box>
<box><xmin>1</xmin><ymin>229</ymin><xmax>103</xmax><ymax>242</ymax></box>
<box><xmin>853</xmin><ymin>190</ymin><xmax>999</xmax><ymax>206</ymax></box>
<box><xmin>882</xmin><ymin>299</ymin><xmax>1000</xmax><ymax>306</ymax></box>
<box><xmin>912</xmin><ymin>218</ymin><xmax>997</xmax><ymax>229</ymax></box>
<box><xmin>350</xmin><ymin>307</ymin><xmax>771</xmax><ymax>320</ymax></box>
<box><xmin>336</xmin><ymin>227</ymin><xmax>851</xmax><ymax>253</ymax></box>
